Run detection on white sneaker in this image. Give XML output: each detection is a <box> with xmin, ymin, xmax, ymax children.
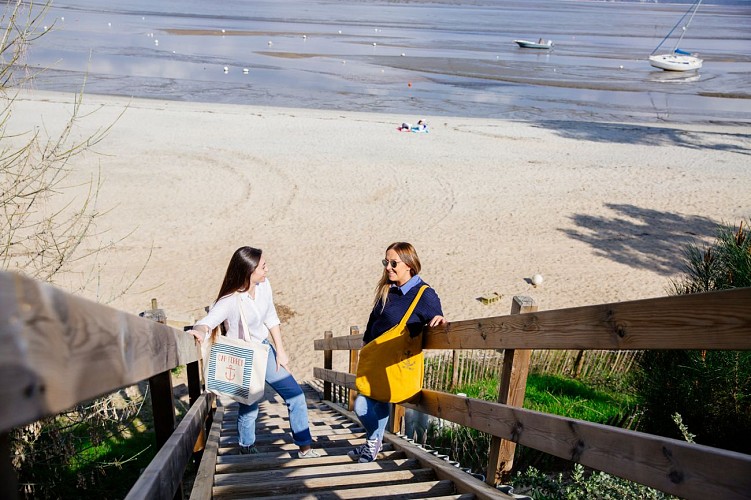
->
<box><xmin>297</xmin><ymin>448</ymin><xmax>321</xmax><ymax>459</ymax></box>
<box><xmin>357</xmin><ymin>438</ymin><xmax>382</xmax><ymax>463</ymax></box>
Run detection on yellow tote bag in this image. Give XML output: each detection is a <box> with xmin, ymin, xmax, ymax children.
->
<box><xmin>355</xmin><ymin>285</ymin><xmax>428</xmax><ymax>403</ymax></box>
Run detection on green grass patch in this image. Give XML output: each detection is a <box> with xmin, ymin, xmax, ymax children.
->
<box><xmin>454</xmin><ymin>373</ymin><xmax>638</xmax><ymax>426</ymax></box>
<box><xmin>523</xmin><ymin>373</ymin><xmax>638</xmax><ymax>425</ymax></box>
<box><xmin>68</xmin><ymin>427</ymin><xmax>155</xmax><ymax>474</ymax></box>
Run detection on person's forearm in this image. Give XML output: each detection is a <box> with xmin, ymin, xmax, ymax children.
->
<box><xmin>269</xmin><ymin>324</ymin><xmax>284</xmax><ymax>352</ymax></box>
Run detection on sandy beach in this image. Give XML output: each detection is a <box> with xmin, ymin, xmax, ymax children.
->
<box><xmin>10</xmin><ymin>90</ymin><xmax>751</xmax><ymax>378</ymax></box>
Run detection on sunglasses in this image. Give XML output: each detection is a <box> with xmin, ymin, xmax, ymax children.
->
<box><xmin>382</xmin><ymin>259</ymin><xmax>402</xmax><ymax>269</ymax></box>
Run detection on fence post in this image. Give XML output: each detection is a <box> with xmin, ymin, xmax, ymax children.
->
<box><xmin>184</xmin><ymin>325</ymin><xmax>208</xmax><ymax>456</ymax></box>
<box><xmin>390</xmin><ymin>404</ymin><xmax>405</xmax><ymax>435</ymax></box>
<box><xmin>451</xmin><ymin>350</ymin><xmax>460</xmax><ymax>389</ymax></box>
<box><xmin>323</xmin><ymin>331</ymin><xmax>333</xmax><ymax>401</ymax></box>
<box><xmin>143</xmin><ymin>299</ymin><xmax>182</xmax><ymax>499</ymax></box>
<box><xmin>487</xmin><ymin>295</ymin><xmax>538</xmax><ymax>486</ymax></box>
<box><xmin>348</xmin><ymin>326</ymin><xmax>359</xmax><ymax>411</ymax></box>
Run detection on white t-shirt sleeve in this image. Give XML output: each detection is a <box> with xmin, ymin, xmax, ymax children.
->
<box><xmin>196</xmin><ymin>295</ymin><xmax>234</xmax><ymax>339</ymax></box>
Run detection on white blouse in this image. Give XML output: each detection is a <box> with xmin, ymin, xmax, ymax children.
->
<box><xmin>196</xmin><ymin>279</ymin><xmax>281</xmax><ymax>342</ymax></box>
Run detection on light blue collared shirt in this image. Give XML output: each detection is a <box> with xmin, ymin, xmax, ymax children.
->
<box><xmin>391</xmin><ymin>274</ymin><xmax>422</xmax><ymax>296</ymax></box>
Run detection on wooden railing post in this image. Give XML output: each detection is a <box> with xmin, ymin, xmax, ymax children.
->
<box><xmin>323</xmin><ymin>331</ymin><xmax>333</xmax><ymax>401</ymax></box>
<box><xmin>390</xmin><ymin>404</ymin><xmax>406</xmax><ymax>435</ymax></box>
<box><xmin>184</xmin><ymin>325</ymin><xmax>208</xmax><ymax>456</ymax></box>
<box><xmin>487</xmin><ymin>295</ymin><xmax>538</xmax><ymax>486</ymax></box>
<box><xmin>348</xmin><ymin>326</ymin><xmax>360</xmax><ymax>411</ymax></box>
<box><xmin>143</xmin><ymin>298</ymin><xmax>182</xmax><ymax>500</ymax></box>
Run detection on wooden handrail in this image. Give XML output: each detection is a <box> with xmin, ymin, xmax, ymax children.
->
<box><xmin>0</xmin><ymin>271</ymin><xmax>210</xmax><ymax>500</ymax></box>
<box><xmin>0</xmin><ymin>271</ymin><xmax>200</xmax><ymax>433</ymax></box>
<box><xmin>125</xmin><ymin>391</ymin><xmax>215</xmax><ymax>500</ymax></box>
<box><xmin>315</xmin><ymin>288</ymin><xmax>751</xmax><ymax>352</ymax></box>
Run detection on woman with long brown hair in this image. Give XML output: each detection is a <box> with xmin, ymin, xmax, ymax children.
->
<box><xmin>188</xmin><ymin>246</ymin><xmax>319</xmax><ymax>458</ymax></box>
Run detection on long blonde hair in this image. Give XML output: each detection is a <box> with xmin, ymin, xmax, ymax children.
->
<box><xmin>373</xmin><ymin>242</ymin><xmax>422</xmax><ymax>309</ymax></box>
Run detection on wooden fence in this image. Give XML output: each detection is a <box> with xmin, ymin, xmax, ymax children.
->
<box><xmin>419</xmin><ymin>348</ymin><xmax>640</xmax><ymax>394</ymax></box>
<box><xmin>314</xmin><ymin>289</ymin><xmax>751</xmax><ymax>499</ymax></box>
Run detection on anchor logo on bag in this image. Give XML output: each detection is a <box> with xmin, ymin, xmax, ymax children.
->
<box><xmin>401</xmin><ymin>349</ymin><xmax>416</xmax><ymax>370</ymax></box>
<box><xmin>225</xmin><ymin>365</ymin><xmax>236</xmax><ymax>381</ymax></box>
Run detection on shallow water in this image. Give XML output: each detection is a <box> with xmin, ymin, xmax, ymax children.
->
<box><xmin>20</xmin><ymin>0</ymin><xmax>751</xmax><ymax>123</ymax></box>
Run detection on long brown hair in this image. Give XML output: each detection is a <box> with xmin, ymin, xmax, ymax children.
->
<box><xmin>373</xmin><ymin>242</ymin><xmax>421</xmax><ymax>309</ymax></box>
<box><xmin>216</xmin><ymin>246</ymin><xmax>263</xmax><ymax>303</ymax></box>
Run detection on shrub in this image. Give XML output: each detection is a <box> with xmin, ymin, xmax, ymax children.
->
<box><xmin>635</xmin><ymin>219</ymin><xmax>751</xmax><ymax>454</ymax></box>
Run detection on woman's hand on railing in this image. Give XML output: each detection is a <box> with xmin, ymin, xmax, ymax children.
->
<box><xmin>428</xmin><ymin>315</ymin><xmax>446</xmax><ymax>327</ymax></box>
<box><xmin>187</xmin><ymin>326</ymin><xmax>209</xmax><ymax>343</ymax></box>
<box><xmin>188</xmin><ymin>329</ymin><xmax>204</xmax><ymax>343</ymax></box>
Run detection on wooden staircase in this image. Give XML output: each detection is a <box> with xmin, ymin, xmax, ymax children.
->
<box><xmin>191</xmin><ymin>384</ymin><xmax>517</xmax><ymax>499</ymax></box>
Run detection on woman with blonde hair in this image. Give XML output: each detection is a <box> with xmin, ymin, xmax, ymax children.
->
<box><xmin>349</xmin><ymin>242</ymin><xmax>445</xmax><ymax>463</ymax></box>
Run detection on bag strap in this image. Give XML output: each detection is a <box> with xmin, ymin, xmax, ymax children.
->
<box><xmin>236</xmin><ymin>293</ymin><xmax>251</xmax><ymax>342</ymax></box>
<box><xmin>398</xmin><ymin>285</ymin><xmax>429</xmax><ymax>327</ymax></box>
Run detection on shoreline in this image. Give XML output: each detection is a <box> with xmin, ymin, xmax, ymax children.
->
<box><xmin>11</xmin><ymin>89</ymin><xmax>751</xmax><ymax>377</ymax></box>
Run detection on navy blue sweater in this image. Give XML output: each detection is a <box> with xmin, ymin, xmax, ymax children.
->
<box><xmin>363</xmin><ymin>278</ymin><xmax>443</xmax><ymax>344</ymax></box>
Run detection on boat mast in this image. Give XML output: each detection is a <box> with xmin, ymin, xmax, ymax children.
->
<box><xmin>673</xmin><ymin>0</ymin><xmax>702</xmax><ymax>52</ymax></box>
<box><xmin>650</xmin><ymin>0</ymin><xmax>702</xmax><ymax>55</ymax></box>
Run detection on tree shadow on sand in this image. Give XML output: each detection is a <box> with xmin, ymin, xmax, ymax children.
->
<box><xmin>535</xmin><ymin>121</ymin><xmax>751</xmax><ymax>155</ymax></box>
<box><xmin>561</xmin><ymin>204</ymin><xmax>720</xmax><ymax>276</ymax></box>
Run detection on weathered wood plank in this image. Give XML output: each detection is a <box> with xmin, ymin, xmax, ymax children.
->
<box><xmin>125</xmin><ymin>391</ymin><xmax>214</xmax><ymax>500</ymax></box>
<box><xmin>424</xmin><ymin>288</ymin><xmax>751</xmax><ymax>350</ymax></box>
<box><xmin>314</xmin><ymin>288</ymin><xmax>751</xmax><ymax>352</ymax></box>
<box><xmin>213</xmin><ymin>468</ymin><xmax>436</xmax><ymax>496</ymax></box>
<box><xmin>215</xmin><ymin>451</ymin><xmax>406</xmax><ymax>473</ymax></box>
<box><xmin>215</xmin><ymin>458</ymin><xmax>420</xmax><ymax>484</ymax></box>
<box><xmin>247</xmin><ymin>480</ymin><xmax>460</xmax><ymax>500</ymax></box>
<box><xmin>314</xmin><ymin>367</ymin><xmax>356</xmax><ymax>389</ymax></box>
<box><xmin>219</xmin><ymin>430</ymin><xmax>364</xmax><ymax>445</ymax></box>
<box><xmin>404</xmin><ymin>390</ymin><xmax>751</xmax><ymax>500</ymax></box>
<box><xmin>189</xmin><ymin>404</ymin><xmax>223</xmax><ymax>500</ymax></box>
<box><xmin>314</xmin><ymin>333</ymin><xmax>364</xmax><ymax>351</ymax></box>
<box><xmin>0</xmin><ymin>271</ymin><xmax>200</xmax><ymax>432</ymax></box>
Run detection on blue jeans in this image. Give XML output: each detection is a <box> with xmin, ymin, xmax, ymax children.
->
<box><xmin>237</xmin><ymin>343</ymin><xmax>312</xmax><ymax>447</ymax></box>
<box><xmin>354</xmin><ymin>394</ymin><xmax>391</xmax><ymax>441</ymax></box>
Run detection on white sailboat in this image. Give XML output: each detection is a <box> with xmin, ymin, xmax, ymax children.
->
<box><xmin>649</xmin><ymin>0</ymin><xmax>703</xmax><ymax>72</ymax></box>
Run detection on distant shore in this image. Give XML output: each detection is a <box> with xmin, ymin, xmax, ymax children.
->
<box><xmin>12</xmin><ymin>89</ymin><xmax>751</xmax><ymax>378</ymax></box>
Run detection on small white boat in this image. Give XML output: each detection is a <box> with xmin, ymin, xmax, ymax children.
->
<box><xmin>649</xmin><ymin>52</ymin><xmax>702</xmax><ymax>72</ymax></box>
<box><xmin>514</xmin><ymin>38</ymin><xmax>553</xmax><ymax>49</ymax></box>
<box><xmin>649</xmin><ymin>0</ymin><xmax>703</xmax><ymax>72</ymax></box>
